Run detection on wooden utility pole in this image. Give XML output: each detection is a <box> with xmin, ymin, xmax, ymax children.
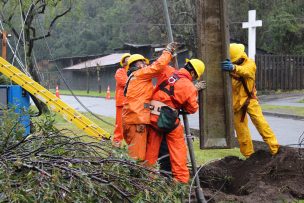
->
<box><xmin>86</xmin><ymin>69</ymin><xmax>90</xmax><ymax>94</ymax></box>
<box><xmin>1</xmin><ymin>31</ymin><xmax>7</xmax><ymax>60</ymax></box>
<box><xmin>85</xmin><ymin>62</ymin><xmax>90</xmax><ymax>94</ymax></box>
<box><xmin>197</xmin><ymin>0</ymin><xmax>234</xmax><ymax>148</ymax></box>
<box><xmin>96</xmin><ymin>64</ymin><xmax>101</xmax><ymax>93</ymax></box>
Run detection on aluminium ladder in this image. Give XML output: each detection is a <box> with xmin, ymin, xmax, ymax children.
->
<box><xmin>0</xmin><ymin>57</ymin><xmax>110</xmax><ymax>139</ymax></box>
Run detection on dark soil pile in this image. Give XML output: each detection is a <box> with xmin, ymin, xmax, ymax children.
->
<box><xmin>199</xmin><ymin>147</ymin><xmax>304</xmax><ymax>203</ymax></box>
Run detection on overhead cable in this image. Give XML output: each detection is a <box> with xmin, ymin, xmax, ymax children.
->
<box><xmin>36</xmin><ymin>18</ymin><xmax>114</xmax><ymax>127</ymax></box>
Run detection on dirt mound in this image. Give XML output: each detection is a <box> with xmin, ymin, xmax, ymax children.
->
<box><xmin>199</xmin><ymin>147</ymin><xmax>304</xmax><ymax>203</ymax></box>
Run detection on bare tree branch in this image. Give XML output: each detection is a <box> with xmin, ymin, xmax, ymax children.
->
<box><xmin>33</xmin><ymin>1</ymin><xmax>46</xmax><ymax>14</ymax></box>
<box><xmin>32</xmin><ymin>2</ymin><xmax>72</xmax><ymax>41</ymax></box>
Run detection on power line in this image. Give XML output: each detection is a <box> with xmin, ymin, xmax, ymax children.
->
<box><xmin>14</xmin><ymin>0</ymin><xmax>33</xmax><ymax>69</ymax></box>
<box><xmin>36</xmin><ymin>18</ymin><xmax>115</xmax><ymax>127</ymax></box>
<box><xmin>0</xmin><ymin>20</ymin><xmax>30</xmax><ymax>76</ymax></box>
<box><xmin>229</xmin><ymin>17</ymin><xmax>304</xmax><ymax>24</ymax></box>
<box><xmin>52</xmin><ymin>16</ymin><xmax>304</xmax><ymax>27</ymax></box>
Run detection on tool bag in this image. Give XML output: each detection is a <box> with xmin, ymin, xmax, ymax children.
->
<box><xmin>157</xmin><ymin>105</ymin><xmax>179</xmax><ymax>133</ymax></box>
<box><xmin>154</xmin><ymin>72</ymin><xmax>188</xmax><ymax>133</ymax></box>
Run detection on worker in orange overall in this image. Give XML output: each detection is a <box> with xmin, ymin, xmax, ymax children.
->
<box><xmin>112</xmin><ymin>53</ymin><xmax>131</xmax><ymax>147</ymax></box>
<box><xmin>221</xmin><ymin>43</ymin><xmax>279</xmax><ymax>157</ymax></box>
<box><xmin>122</xmin><ymin>42</ymin><xmax>177</xmax><ymax>161</ymax></box>
<box><xmin>145</xmin><ymin>58</ymin><xmax>205</xmax><ymax>183</ymax></box>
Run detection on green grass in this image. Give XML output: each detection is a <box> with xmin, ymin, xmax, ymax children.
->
<box><xmin>258</xmin><ymin>89</ymin><xmax>304</xmax><ymax>96</ymax></box>
<box><xmin>49</xmin><ymin>89</ymin><xmax>115</xmax><ymax>98</ymax></box>
<box><xmin>53</xmin><ymin>112</ymin><xmax>115</xmax><ymax>135</ymax></box>
<box><xmin>261</xmin><ymin>104</ymin><xmax>304</xmax><ymax>117</ymax></box>
<box><xmin>193</xmin><ymin>138</ymin><xmax>243</xmax><ymax>165</ymax></box>
<box><xmin>299</xmin><ymin>99</ymin><xmax>304</xmax><ymax>103</ymax></box>
<box><xmin>52</xmin><ymin>112</ymin><xmax>242</xmax><ymax>164</ymax></box>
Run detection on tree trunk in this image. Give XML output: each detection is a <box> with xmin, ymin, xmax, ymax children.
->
<box><xmin>24</xmin><ymin>24</ymin><xmax>49</xmax><ymax>113</ymax></box>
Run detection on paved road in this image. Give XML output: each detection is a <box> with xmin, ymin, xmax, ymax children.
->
<box><xmin>260</xmin><ymin>95</ymin><xmax>304</xmax><ymax>107</ymax></box>
<box><xmin>61</xmin><ymin>95</ymin><xmax>304</xmax><ymax>146</ymax></box>
<box><xmin>61</xmin><ymin>95</ymin><xmax>116</xmax><ymax>117</ymax></box>
<box><xmin>187</xmin><ymin>112</ymin><xmax>304</xmax><ymax>146</ymax></box>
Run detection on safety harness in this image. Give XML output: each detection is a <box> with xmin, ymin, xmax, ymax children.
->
<box><xmin>123</xmin><ymin>74</ymin><xmax>134</xmax><ymax>97</ymax></box>
<box><xmin>231</xmin><ymin>73</ymin><xmax>257</xmax><ymax>122</ymax></box>
<box><xmin>152</xmin><ymin>71</ymin><xmax>191</xmax><ymax>110</ymax></box>
<box><xmin>149</xmin><ymin>72</ymin><xmax>190</xmax><ymax>133</ymax></box>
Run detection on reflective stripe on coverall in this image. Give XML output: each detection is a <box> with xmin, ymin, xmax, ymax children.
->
<box><xmin>113</xmin><ymin>67</ymin><xmax>128</xmax><ymax>145</ymax></box>
<box><xmin>145</xmin><ymin>68</ymin><xmax>198</xmax><ymax>183</ymax></box>
<box><xmin>122</xmin><ymin>51</ymin><xmax>172</xmax><ymax>160</ymax></box>
<box><xmin>232</xmin><ymin>53</ymin><xmax>279</xmax><ymax>157</ymax></box>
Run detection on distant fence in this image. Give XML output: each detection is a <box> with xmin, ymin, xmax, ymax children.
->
<box><xmin>40</xmin><ymin>54</ymin><xmax>304</xmax><ymax>92</ymax></box>
<box><xmin>255</xmin><ymin>55</ymin><xmax>304</xmax><ymax>90</ymax></box>
<box><xmin>40</xmin><ymin>67</ymin><xmax>117</xmax><ymax>92</ymax></box>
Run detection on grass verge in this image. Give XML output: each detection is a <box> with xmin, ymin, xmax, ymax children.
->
<box><xmin>258</xmin><ymin>89</ymin><xmax>304</xmax><ymax>96</ymax></box>
<box><xmin>193</xmin><ymin>138</ymin><xmax>243</xmax><ymax>165</ymax></box>
<box><xmin>52</xmin><ymin>112</ymin><xmax>243</xmax><ymax>165</ymax></box>
<box><xmin>49</xmin><ymin>89</ymin><xmax>116</xmax><ymax>98</ymax></box>
<box><xmin>53</xmin><ymin>112</ymin><xmax>115</xmax><ymax>135</ymax></box>
<box><xmin>261</xmin><ymin>104</ymin><xmax>304</xmax><ymax>117</ymax></box>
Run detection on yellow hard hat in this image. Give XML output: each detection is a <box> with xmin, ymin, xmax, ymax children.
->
<box><xmin>126</xmin><ymin>54</ymin><xmax>149</xmax><ymax>71</ymax></box>
<box><xmin>186</xmin><ymin>58</ymin><xmax>205</xmax><ymax>79</ymax></box>
<box><xmin>230</xmin><ymin>43</ymin><xmax>245</xmax><ymax>63</ymax></box>
<box><xmin>120</xmin><ymin>53</ymin><xmax>131</xmax><ymax>67</ymax></box>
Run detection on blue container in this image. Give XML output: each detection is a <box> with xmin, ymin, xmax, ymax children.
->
<box><xmin>0</xmin><ymin>85</ymin><xmax>30</xmax><ymax>136</ymax></box>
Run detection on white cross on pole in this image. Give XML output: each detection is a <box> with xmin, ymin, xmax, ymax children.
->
<box><xmin>242</xmin><ymin>10</ymin><xmax>262</xmax><ymax>60</ymax></box>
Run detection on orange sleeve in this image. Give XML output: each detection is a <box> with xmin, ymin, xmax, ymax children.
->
<box><xmin>134</xmin><ymin>51</ymin><xmax>172</xmax><ymax>79</ymax></box>
<box><xmin>183</xmin><ymin>87</ymin><xmax>198</xmax><ymax>114</ymax></box>
<box><xmin>174</xmin><ymin>81</ymin><xmax>198</xmax><ymax>114</ymax></box>
<box><xmin>115</xmin><ymin>68</ymin><xmax>128</xmax><ymax>87</ymax></box>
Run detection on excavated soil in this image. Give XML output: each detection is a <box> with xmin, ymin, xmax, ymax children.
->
<box><xmin>199</xmin><ymin>147</ymin><xmax>304</xmax><ymax>203</ymax></box>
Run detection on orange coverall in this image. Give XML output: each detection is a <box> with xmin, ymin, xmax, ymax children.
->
<box><xmin>113</xmin><ymin>67</ymin><xmax>128</xmax><ymax>145</ymax></box>
<box><xmin>122</xmin><ymin>51</ymin><xmax>172</xmax><ymax>160</ymax></box>
<box><xmin>145</xmin><ymin>68</ymin><xmax>198</xmax><ymax>183</ymax></box>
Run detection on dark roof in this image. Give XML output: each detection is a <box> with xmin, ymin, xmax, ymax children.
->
<box><xmin>64</xmin><ymin>53</ymin><xmax>128</xmax><ymax>70</ymax></box>
<box><xmin>123</xmin><ymin>43</ymin><xmax>152</xmax><ymax>48</ymax></box>
<box><xmin>49</xmin><ymin>53</ymin><xmax>107</xmax><ymax>62</ymax></box>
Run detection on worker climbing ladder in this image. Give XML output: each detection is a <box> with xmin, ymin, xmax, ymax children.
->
<box><xmin>0</xmin><ymin>57</ymin><xmax>110</xmax><ymax>139</ymax></box>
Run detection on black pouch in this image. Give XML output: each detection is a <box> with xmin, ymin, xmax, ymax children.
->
<box><xmin>157</xmin><ymin>106</ymin><xmax>179</xmax><ymax>133</ymax></box>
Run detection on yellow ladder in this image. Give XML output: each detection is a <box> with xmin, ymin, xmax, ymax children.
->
<box><xmin>0</xmin><ymin>57</ymin><xmax>110</xmax><ymax>139</ymax></box>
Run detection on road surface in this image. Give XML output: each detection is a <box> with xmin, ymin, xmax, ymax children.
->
<box><xmin>60</xmin><ymin>95</ymin><xmax>304</xmax><ymax>146</ymax></box>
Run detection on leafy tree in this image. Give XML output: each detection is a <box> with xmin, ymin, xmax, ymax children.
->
<box><xmin>0</xmin><ymin>0</ymin><xmax>72</xmax><ymax>82</ymax></box>
<box><xmin>228</xmin><ymin>0</ymin><xmax>304</xmax><ymax>54</ymax></box>
<box><xmin>0</xmin><ymin>0</ymin><xmax>72</xmax><ymax>112</ymax></box>
<box><xmin>261</xmin><ymin>0</ymin><xmax>304</xmax><ymax>54</ymax></box>
<box><xmin>3</xmin><ymin>0</ymin><xmax>303</xmax><ymax>64</ymax></box>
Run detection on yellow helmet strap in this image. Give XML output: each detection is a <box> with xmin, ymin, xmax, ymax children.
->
<box><xmin>122</xmin><ymin>57</ymin><xmax>129</xmax><ymax>65</ymax></box>
<box><xmin>127</xmin><ymin>65</ymin><xmax>140</xmax><ymax>77</ymax></box>
<box><xmin>184</xmin><ymin>63</ymin><xmax>197</xmax><ymax>80</ymax></box>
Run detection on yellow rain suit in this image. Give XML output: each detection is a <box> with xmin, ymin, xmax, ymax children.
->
<box><xmin>231</xmin><ymin>52</ymin><xmax>279</xmax><ymax>157</ymax></box>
